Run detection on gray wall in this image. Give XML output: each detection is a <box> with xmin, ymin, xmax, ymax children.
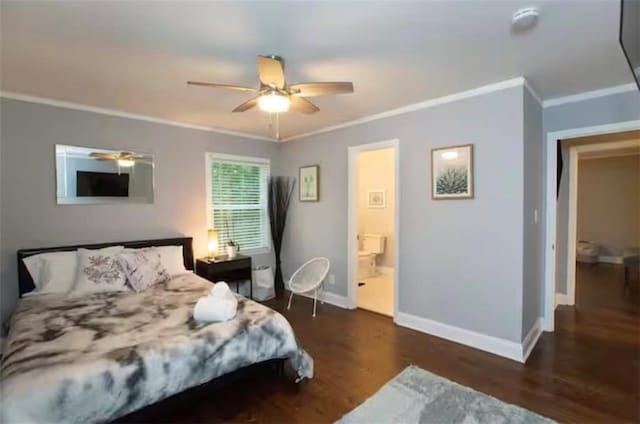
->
<box><xmin>544</xmin><ymin>89</ymin><xmax>640</xmax><ymax>294</ymax></box>
<box><xmin>522</xmin><ymin>88</ymin><xmax>544</xmax><ymax>339</ymax></box>
<box><xmin>277</xmin><ymin>86</ymin><xmax>526</xmax><ymax>342</ymax></box>
<box><xmin>0</xmin><ymin>98</ymin><xmax>278</xmax><ymax>325</ymax></box>
<box><xmin>577</xmin><ymin>155</ymin><xmax>640</xmax><ymax>257</ymax></box>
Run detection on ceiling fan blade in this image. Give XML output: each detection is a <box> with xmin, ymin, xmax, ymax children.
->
<box><xmin>187</xmin><ymin>81</ymin><xmax>258</xmax><ymax>93</ymax></box>
<box><xmin>289</xmin><ymin>82</ymin><xmax>353</xmax><ymax>97</ymax></box>
<box><xmin>232</xmin><ymin>96</ymin><xmax>260</xmax><ymax>113</ymax></box>
<box><xmin>257</xmin><ymin>56</ymin><xmax>285</xmax><ymax>89</ymax></box>
<box><xmin>121</xmin><ymin>153</ymin><xmax>143</xmax><ymax>160</ymax></box>
<box><xmin>290</xmin><ymin>96</ymin><xmax>320</xmax><ymax>114</ymax></box>
<box><xmin>89</xmin><ymin>152</ymin><xmax>116</xmax><ymax>160</ymax></box>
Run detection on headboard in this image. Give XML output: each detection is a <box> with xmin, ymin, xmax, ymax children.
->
<box><xmin>17</xmin><ymin>237</ymin><xmax>194</xmax><ymax>297</ymax></box>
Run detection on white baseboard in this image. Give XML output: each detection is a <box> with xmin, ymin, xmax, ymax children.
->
<box><xmin>598</xmin><ymin>256</ymin><xmax>623</xmax><ymax>264</ymax></box>
<box><xmin>377</xmin><ymin>266</ymin><xmax>394</xmax><ymax>275</ymax></box>
<box><xmin>522</xmin><ymin>318</ymin><xmax>543</xmax><ymax>362</ymax></box>
<box><xmin>320</xmin><ymin>291</ymin><xmax>353</xmax><ymax>309</ymax></box>
<box><xmin>288</xmin><ymin>288</ymin><xmax>353</xmax><ymax>310</ymax></box>
<box><xmin>555</xmin><ymin>293</ymin><xmax>572</xmax><ymax>307</ymax></box>
<box><xmin>285</xmin><ymin>277</ymin><xmax>353</xmax><ymax>310</ymax></box>
<box><xmin>395</xmin><ymin>312</ymin><xmax>527</xmax><ymax>363</ymax></box>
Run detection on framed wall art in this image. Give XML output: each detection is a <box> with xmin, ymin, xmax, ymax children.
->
<box><xmin>367</xmin><ymin>190</ymin><xmax>386</xmax><ymax>208</ymax></box>
<box><xmin>299</xmin><ymin>165</ymin><xmax>319</xmax><ymax>202</ymax></box>
<box><xmin>431</xmin><ymin>144</ymin><xmax>474</xmax><ymax>200</ymax></box>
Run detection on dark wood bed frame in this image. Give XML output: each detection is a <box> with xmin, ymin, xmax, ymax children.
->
<box><xmin>15</xmin><ymin>237</ymin><xmax>289</xmax><ymax>421</ymax></box>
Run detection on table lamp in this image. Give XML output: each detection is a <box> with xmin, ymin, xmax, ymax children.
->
<box><xmin>207</xmin><ymin>229</ymin><xmax>219</xmax><ymax>259</ymax></box>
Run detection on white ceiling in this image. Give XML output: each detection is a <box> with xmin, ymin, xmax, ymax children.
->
<box><xmin>0</xmin><ymin>1</ymin><xmax>634</xmax><ymax>140</ymax></box>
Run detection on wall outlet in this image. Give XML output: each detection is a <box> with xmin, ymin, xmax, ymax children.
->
<box><xmin>534</xmin><ymin>209</ymin><xmax>539</xmax><ymax>224</ymax></box>
<box><xmin>328</xmin><ymin>274</ymin><xmax>336</xmax><ymax>285</ymax></box>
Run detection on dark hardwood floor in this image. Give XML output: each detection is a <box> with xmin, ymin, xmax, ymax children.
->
<box><xmin>124</xmin><ymin>264</ymin><xmax>639</xmax><ymax>423</ymax></box>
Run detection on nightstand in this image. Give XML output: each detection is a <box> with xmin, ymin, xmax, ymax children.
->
<box><xmin>195</xmin><ymin>255</ymin><xmax>253</xmax><ymax>299</ymax></box>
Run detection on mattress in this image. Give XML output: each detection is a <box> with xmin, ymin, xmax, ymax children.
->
<box><xmin>0</xmin><ymin>273</ymin><xmax>313</xmax><ymax>423</ymax></box>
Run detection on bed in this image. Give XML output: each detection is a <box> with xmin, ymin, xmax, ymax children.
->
<box><xmin>0</xmin><ymin>237</ymin><xmax>313</xmax><ymax>423</ymax></box>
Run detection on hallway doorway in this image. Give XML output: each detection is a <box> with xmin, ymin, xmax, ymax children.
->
<box><xmin>560</xmin><ymin>130</ymin><xmax>639</xmax><ymax>307</ymax></box>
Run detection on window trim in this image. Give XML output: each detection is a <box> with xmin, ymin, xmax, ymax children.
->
<box><xmin>205</xmin><ymin>152</ymin><xmax>271</xmax><ymax>255</ymax></box>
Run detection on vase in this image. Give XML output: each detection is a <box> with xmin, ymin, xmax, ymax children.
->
<box><xmin>226</xmin><ymin>245</ymin><xmax>239</xmax><ymax>259</ymax></box>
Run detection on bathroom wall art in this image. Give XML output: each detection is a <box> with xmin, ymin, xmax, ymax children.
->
<box><xmin>367</xmin><ymin>190</ymin><xmax>386</xmax><ymax>208</ymax></box>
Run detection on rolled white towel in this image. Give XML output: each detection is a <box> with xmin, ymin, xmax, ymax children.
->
<box><xmin>193</xmin><ymin>294</ymin><xmax>238</xmax><ymax>322</ymax></box>
<box><xmin>210</xmin><ymin>281</ymin><xmax>231</xmax><ymax>298</ymax></box>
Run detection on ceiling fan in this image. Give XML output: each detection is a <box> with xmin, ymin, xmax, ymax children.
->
<box><xmin>89</xmin><ymin>151</ymin><xmax>144</xmax><ymax>168</ymax></box>
<box><xmin>187</xmin><ymin>55</ymin><xmax>354</xmax><ymax>114</ymax></box>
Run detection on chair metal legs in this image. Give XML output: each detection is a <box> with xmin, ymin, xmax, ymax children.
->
<box><xmin>313</xmin><ymin>288</ymin><xmax>318</xmax><ymax>317</ymax></box>
<box><xmin>288</xmin><ymin>286</ymin><xmax>322</xmax><ymax>317</ymax></box>
<box><xmin>313</xmin><ymin>282</ymin><xmax>326</xmax><ymax>316</ymax></box>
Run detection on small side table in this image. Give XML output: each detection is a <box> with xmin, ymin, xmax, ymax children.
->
<box><xmin>195</xmin><ymin>255</ymin><xmax>253</xmax><ymax>299</ymax></box>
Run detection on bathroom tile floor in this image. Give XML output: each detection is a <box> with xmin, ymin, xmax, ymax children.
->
<box><xmin>357</xmin><ymin>272</ymin><xmax>394</xmax><ymax>316</ymax></box>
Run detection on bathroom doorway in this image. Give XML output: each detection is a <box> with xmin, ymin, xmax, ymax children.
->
<box><xmin>347</xmin><ymin>139</ymin><xmax>399</xmax><ymax>317</ymax></box>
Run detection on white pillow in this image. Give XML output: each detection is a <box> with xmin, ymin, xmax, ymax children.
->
<box><xmin>122</xmin><ymin>245</ymin><xmax>188</xmax><ymax>276</ymax></box>
<box><xmin>23</xmin><ymin>255</ymin><xmax>45</xmax><ymax>289</ymax></box>
<box><xmin>155</xmin><ymin>245</ymin><xmax>188</xmax><ymax>276</ymax></box>
<box><xmin>73</xmin><ymin>246</ymin><xmax>128</xmax><ymax>293</ymax></box>
<box><xmin>23</xmin><ymin>251</ymin><xmax>78</xmax><ymax>293</ymax></box>
<box><xmin>40</xmin><ymin>252</ymin><xmax>79</xmax><ymax>293</ymax></box>
<box><xmin>117</xmin><ymin>248</ymin><xmax>170</xmax><ymax>292</ymax></box>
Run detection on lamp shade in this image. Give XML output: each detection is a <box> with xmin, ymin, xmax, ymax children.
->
<box><xmin>207</xmin><ymin>229</ymin><xmax>219</xmax><ymax>255</ymax></box>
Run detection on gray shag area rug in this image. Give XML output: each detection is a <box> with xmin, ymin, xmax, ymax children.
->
<box><xmin>337</xmin><ymin>366</ymin><xmax>554</xmax><ymax>424</ymax></box>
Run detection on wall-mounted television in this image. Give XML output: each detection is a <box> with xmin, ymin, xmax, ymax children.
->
<box><xmin>76</xmin><ymin>171</ymin><xmax>130</xmax><ymax>197</ymax></box>
<box><xmin>620</xmin><ymin>0</ymin><xmax>640</xmax><ymax>90</ymax></box>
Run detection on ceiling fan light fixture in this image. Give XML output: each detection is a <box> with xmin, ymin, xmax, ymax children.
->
<box><xmin>117</xmin><ymin>159</ymin><xmax>135</xmax><ymax>168</ymax></box>
<box><xmin>258</xmin><ymin>91</ymin><xmax>290</xmax><ymax>113</ymax></box>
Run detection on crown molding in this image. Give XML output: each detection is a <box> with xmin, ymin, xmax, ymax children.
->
<box><xmin>542</xmin><ymin>83</ymin><xmax>637</xmax><ymax>108</ymax></box>
<box><xmin>283</xmin><ymin>77</ymin><xmax>527</xmax><ymax>142</ymax></box>
<box><xmin>523</xmin><ymin>79</ymin><xmax>542</xmax><ymax>105</ymax></box>
<box><xmin>0</xmin><ymin>91</ymin><xmax>276</xmax><ymax>142</ymax></box>
<box><xmin>8</xmin><ymin>80</ymin><xmax>634</xmax><ymax>143</ymax></box>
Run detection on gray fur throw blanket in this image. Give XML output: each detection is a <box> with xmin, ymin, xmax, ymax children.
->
<box><xmin>0</xmin><ymin>274</ymin><xmax>313</xmax><ymax>423</ymax></box>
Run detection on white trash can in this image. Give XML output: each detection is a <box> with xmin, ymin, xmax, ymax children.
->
<box><xmin>252</xmin><ymin>266</ymin><xmax>275</xmax><ymax>301</ymax></box>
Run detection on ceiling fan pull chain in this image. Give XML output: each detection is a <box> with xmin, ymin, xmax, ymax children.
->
<box><xmin>276</xmin><ymin>113</ymin><xmax>280</xmax><ymax>140</ymax></box>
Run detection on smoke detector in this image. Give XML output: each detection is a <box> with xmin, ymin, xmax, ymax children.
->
<box><xmin>512</xmin><ymin>7</ymin><xmax>539</xmax><ymax>30</ymax></box>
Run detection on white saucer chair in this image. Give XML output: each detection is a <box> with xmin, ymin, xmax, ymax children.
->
<box><xmin>287</xmin><ymin>257</ymin><xmax>330</xmax><ymax>317</ymax></box>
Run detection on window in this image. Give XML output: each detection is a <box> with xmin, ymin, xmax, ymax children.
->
<box><xmin>206</xmin><ymin>153</ymin><xmax>270</xmax><ymax>253</ymax></box>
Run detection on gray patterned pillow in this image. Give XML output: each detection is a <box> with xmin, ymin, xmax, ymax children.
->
<box><xmin>117</xmin><ymin>248</ymin><xmax>170</xmax><ymax>292</ymax></box>
<box><xmin>73</xmin><ymin>246</ymin><xmax>128</xmax><ymax>293</ymax></box>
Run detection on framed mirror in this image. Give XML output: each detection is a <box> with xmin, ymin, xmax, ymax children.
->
<box><xmin>56</xmin><ymin>145</ymin><xmax>154</xmax><ymax>204</ymax></box>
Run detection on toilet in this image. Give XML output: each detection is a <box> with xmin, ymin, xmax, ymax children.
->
<box><xmin>358</xmin><ymin>234</ymin><xmax>386</xmax><ymax>279</ymax></box>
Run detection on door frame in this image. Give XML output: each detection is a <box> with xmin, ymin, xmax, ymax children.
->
<box><xmin>347</xmin><ymin>139</ymin><xmax>400</xmax><ymax>318</ymax></box>
<box><xmin>543</xmin><ymin>120</ymin><xmax>640</xmax><ymax>331</ymax></box>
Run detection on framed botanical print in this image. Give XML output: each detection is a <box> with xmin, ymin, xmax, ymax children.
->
<box><xmin>299</xmin><ymin>165</ymin><xmax>319</xmax><ymax>202</ymax></box>
<box><xmin>431</xmin><ymin>144</ymin><xmax>474</xmax><ymax>199</ymax></box>
<box><xmin>368</xmin><ymin>190</ymin><xmax>386</xmax><ymax>208</ymax></box>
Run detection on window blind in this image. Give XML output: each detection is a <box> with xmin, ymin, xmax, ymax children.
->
<box><xmin>209</xmin><ymin>156</ymin><xmax>270</xmax><ymax>251</ymax></box>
